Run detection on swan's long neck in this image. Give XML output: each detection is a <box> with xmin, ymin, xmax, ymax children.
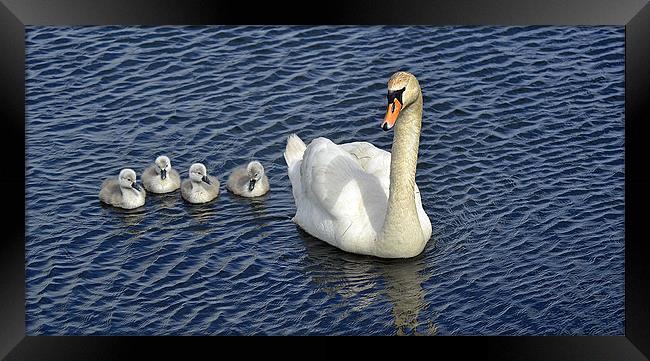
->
<box><xmin>377</xmin><ymin>93</ymin><xmax>425</xmax><ymax>257</ymax></box>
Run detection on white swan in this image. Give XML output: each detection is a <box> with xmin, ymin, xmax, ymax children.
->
<box><xmin>181</xmin><ymin>163</ymin><xmax>220</xmax><ymax>204</ymax></box>
<box><xmin>99</xmin><ymin>168</ymin><xmax>146</xmax><ymax>209</ymax></box>
<box><xmin>284</xmin><ymin>71</ymin><xmax>432</xmax><ymax>258</ymax></box>
<box><xmin>142</xmin><ymin>155</ymin><xmax>181</xmax><ymax>194</ymax></box>
<box><xmin>226</xmin><ymin>161</ymin><xmax>270</xmax><ymax>197</ymax></box>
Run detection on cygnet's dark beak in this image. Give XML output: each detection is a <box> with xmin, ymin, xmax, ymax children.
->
<box><xmin>202</xmin><ymin>175</ymin><xmax>211</xmax><ymax>185</ymax></box>
<box><xmin>160</xmin><ymin>169</ymin><xmax>167</xmax><ymax>180</ymax></box>
<box><xmin>248</xmin><ymin>178</ymin><xmax>256</xmax><ymax>191</ymax></box>
<box><xmin>132</xmin><ymin>182</ymin><xmax>142</xmax><ymax>191</ymax></box>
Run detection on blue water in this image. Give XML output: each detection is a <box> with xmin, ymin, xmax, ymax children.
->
<box><xmin>25</xmin><ymin>26</ymin><xmax>625</xmax><ymax>335</ymax></box>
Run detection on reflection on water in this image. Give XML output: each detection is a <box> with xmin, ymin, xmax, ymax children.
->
<box><xmin>228</xmin><ymin>191</ymin><xmax>270</xmax><ymax>220</ymax></box>
<box><xmin>101</xmin><ymin>202</ymin><xmax>146</xmax><ymax>229</ymax></box>
<box><xmin>298</xmin><ymin>227</ymin><xmax>436</xmax><ymax>335</ymax></box>
<box><xmin>154</xmin><ymin>191</ymin><xmax>180</xmax><ymax>210</ymax></box>
<box><xmin>380</xmin><ymin>258</ymin><xmax>437</xmax><ymax>335</ymax></box>
<box><xmin>184</xmin><ymin>200</ymin><xmax>219</xmax><ymax>227</ymax></box>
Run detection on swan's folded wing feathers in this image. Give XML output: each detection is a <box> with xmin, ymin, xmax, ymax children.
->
<box><xmin>340</xmin><ymin>141</ymin><xmax>391</xmax><ymax>195</ymax></box>
<box><xmin>302</xmin><ymin>138</ymin><xmax>366</xmax><ymax>218</ymax></box>
<box><xmin>309</xmin><ymin>157</ymin><xmax>362</xmax><ymax>218</ymax></box>
<box><xmin>339</xmin><ymin>142</ymin><xmax>377</xmax><ymax>170</ymax></box>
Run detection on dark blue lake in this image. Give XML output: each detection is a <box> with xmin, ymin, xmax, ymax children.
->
<box><xmin>25</xmin><ymin>26</ymin><xmax>625</xmax><ymax>335</ymax></box>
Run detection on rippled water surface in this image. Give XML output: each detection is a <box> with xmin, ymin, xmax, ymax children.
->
<box><xmin>25</xmin><ymin>26</ymin><xmax>625</xmax><ymax>335</ymax></box>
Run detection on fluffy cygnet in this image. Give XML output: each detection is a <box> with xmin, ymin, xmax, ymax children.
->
<box><xmin>99</xmin><ymin>168</ymin><xmax>146</xmax><ymax>209</ymax></box>
<box><xmin>181</xmin><ymin>163</ymin><xmax>220</xmax><ymax>204</ymax></box>
<box><xmin>142</xmin><ymin>155</ymin><xmax>181</xmax><ymax>194</ymax></box>
<box><xmin>226</xmin><ymin>160</ymin><xmax>269</xmax><ymax>197</ymax></box>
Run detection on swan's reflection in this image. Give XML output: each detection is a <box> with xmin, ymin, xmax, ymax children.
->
<box><xmin>380</xmin><ymin>256</ymin><xmax>437</xmax><ymax>336</ymax></box>
<box><xmin>298</xmin><ymin>227</ymin><xmax>437</xmax><ymax>335</ymax></box>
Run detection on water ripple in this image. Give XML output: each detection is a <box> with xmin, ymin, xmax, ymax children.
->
<box><xmin>25</xmin><ymin>25</ymin><xmax>624</xmax><ymax>335</ymax></box>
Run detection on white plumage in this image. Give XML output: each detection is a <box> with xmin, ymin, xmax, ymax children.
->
<box><xmin>284</xmin><ymin>71</ymin><xmax>433</xmax><ymax>258</ymax></box>
<box><xmin>285</xmin><ymin>136</ymin><xmax>431</xmax><ymax>257</ymax></box>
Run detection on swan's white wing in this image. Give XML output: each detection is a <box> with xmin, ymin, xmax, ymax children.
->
<box><xmin>326</xmin><ymin>140</ymin><xmax>427</xmax><ymax>219</ymax></box>
<box><xmin>289</xmin><ymin>136</ymin><xmax>431</xmax><ymax>251</ymax></box>
<box><xmin>339</xmin><ymin>141</ymin><xmax>391</xmax><ymax>193</ymax></box>
<box><xmin>300</xmin><ymin>138</ymin><xmax>372</xmax><ymax>219</ymax></box>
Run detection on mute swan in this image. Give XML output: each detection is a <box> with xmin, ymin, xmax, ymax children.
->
<box><xmin>99</xmin><ymin>168</ymin><xmax>146</xmax><ymax>209</ymax></box>
<box><xmin>142</xmin><ymin>155</ymin><xmax>181</xmax><ymax>194</ymax></box>
<box><xmin>181</xmin><ymin>163</ymin><xmax>220</xmax><ymax>204</ymax></box>
<box><xmin>226</xmin><ymin>160</ymin><xmax>270</xmax><ymax>197</ymax></box>
<box><xmin>284</xmin><ymin>71</ymin><xmax>432</xmax><ymax>258</ymax></box>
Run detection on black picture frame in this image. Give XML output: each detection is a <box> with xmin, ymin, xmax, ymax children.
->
<box><xmin>1</xmin><ymin>0</ymin><xmax>648</xmax><ymax>359</ymax></box>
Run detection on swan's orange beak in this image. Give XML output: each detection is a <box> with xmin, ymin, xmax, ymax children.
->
<box><xmin>382</xmin><ymin>98</ymin><xmax>402</xmax><ymax>131</ymax></box>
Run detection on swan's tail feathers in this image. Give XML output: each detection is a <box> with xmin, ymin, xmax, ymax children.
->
<box><xmin>284</xmin><ymin>133</ymin><xmax>306</xmax><ymax>167</ymax></box>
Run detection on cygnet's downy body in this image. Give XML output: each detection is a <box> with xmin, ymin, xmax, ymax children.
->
<box><xmin>226</xmin><ymin>160</ymin><xmax>269</xmax><ymax>197</ymax></box>
<box><xmin>142</xmin><ymin>155</ymin><xmax>181</xmax><ymax>194</ymax></box>
<box><xmin>181</xmin><ymin>163</ymin><xmax>220</xmax><ymax>204</ymax></box>
<box><xmin>99</xmin><ymin>168</ymin><xmax>146</xmax><ymax>209</ymax></box>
